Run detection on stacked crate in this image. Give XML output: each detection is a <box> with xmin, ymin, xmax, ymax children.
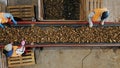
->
<box><xmin>7</xmin><ymin>5</ymin><xmax>35</xmax><ymax>21</ymax></box>
<box><xmin>7</xmin><ymin>50</ymin><xmax>35</xmax><ymax>67</ymax></box>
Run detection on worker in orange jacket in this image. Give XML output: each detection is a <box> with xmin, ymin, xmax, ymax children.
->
<box><xmin>0</xmin><ymin>12</ymin><xmax>17</xmax><ymax>28</ymax></box>
<box><xmin>88</xmin><ymin>8</ymin><xmax>109</xmax><ymax>27</ymax></box>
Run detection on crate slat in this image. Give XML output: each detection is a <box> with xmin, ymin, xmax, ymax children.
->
<box><xmin>9</xmin><ymin>62</ymin><xmax>35</xmax><ymax>67</ymax></box>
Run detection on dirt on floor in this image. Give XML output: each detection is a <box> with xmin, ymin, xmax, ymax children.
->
<box><xmin>14</xmin><ymin>44</ymin><xmax>120</xmax><ymax>68</ymax></box>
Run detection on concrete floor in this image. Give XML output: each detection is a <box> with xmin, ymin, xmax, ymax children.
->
<box><xmin>14</xmin><ymin>44</ymin><xmax>120</xmax><ymax>68</ymax></box>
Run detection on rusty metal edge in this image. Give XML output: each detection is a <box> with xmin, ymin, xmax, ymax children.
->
<box><xmin>0</xmin><ymin>43</ymin><xmax>120</xmax><ymax>48</ymax></box>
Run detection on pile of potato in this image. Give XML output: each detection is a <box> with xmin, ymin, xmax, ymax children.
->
<box><xmin>43</xmin><ymin>0</ymin><xmax>80</xmax><ymax>20</ymax></box>
<box><xmin>0</xmin><ymin>26</ymin><xmax>120</xmax><ymax>44</ymax></box>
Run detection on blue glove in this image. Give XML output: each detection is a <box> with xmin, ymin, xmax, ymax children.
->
<box><xmin>11</xmin><ymin>16</ymin><xmax>17</xmax><ymax>25</ymax></box>
<box><xmin>12</xmin><ymin>19</ymin><xmax>17</xmax><ymax>25</ymax></box>
<box><xmin>4</xmin><ymin>13</ymin><xmax>17</xmax><ymax>25</ymax></box>
<box><xmin>0</xmin><ymin>24</ymin><xmax>4</xmax><ymax>28</ymax></box>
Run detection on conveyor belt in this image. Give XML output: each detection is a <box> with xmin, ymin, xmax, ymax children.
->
<box><xmin>0</xmin><ymin>21</ymin><xmax>120</xmax><ymax>47</ymax></box>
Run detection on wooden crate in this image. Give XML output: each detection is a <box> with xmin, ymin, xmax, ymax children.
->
<box><xmin>7</xmin><ymin>5</ymin><xmax>35</xmax><ymax>21</ymax></box>
<box><xmin>7</xmin><ymin>50</ymin><xmax>35</xmax><ymax>67</ymax></box>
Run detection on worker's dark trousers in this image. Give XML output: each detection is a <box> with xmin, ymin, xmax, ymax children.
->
<box><xmin>3</xmin><ymin>49</ymin><xmax>13</xmax><ymax>57</ymax></box>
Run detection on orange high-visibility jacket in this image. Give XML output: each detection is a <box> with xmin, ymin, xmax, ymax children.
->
<box><xmin>0</xmin><ymin>13</ymin><xmax>10</xmax><ymax>23</ymax></box>
<box><xmin>92</xmin><ymin>8</ymin><xmax>108</xmax><ymax>21</ymax></box>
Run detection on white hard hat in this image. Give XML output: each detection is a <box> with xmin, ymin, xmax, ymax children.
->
<box><xmin>4</xmin><ymin>44</ymin><xmax>12</xmax><ymax>51</ymax></box>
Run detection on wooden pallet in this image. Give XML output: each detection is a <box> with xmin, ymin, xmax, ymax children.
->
<box><xmin>7</xmin><ymin>5</ymin><xmax>35</xmax><ymax>21</ymax></box>
<box><xmin>118</xmin><ymin>17</ymin><xmax>120</xmax><ymax>22</ymax></box>
<box><xmin>7</xmin><ymin>50</ymin><xmax>35</xmax><ymax>67</ymax></box>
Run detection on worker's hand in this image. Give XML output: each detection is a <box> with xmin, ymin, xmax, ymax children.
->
<box><xmin>100</xmin><ymin>20</ymin><xmax>105</xmax><ymax>25</ymax></box>
<box><xmin>89</xmin><ymin>22</ymin><xmax>93</xmax><ymax>27</ymax></box>
<box><xmin>13</xmin><ymin>21</ymin><xmax>17</xmax><ymax>25</ymax></box>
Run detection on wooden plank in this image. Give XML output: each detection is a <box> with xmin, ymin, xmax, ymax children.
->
<box><xmin>8</xmin><ymin>58</ymin><xmax>20</xmax><ymax>60</ymax></box>
<box><xmin>20</xmin><ymin>5</ymin><xmax>34</xmax><ymax>7</ymax></box>
<box><xmin>8</xmin><ymin>5</ymin><xmax>20</xmax><ymax>8</ymax></box>
<box><xmin>22</xmin><ymin>57</ymin><xmax>33</xmax><ymax>59</ymax></box>
<box><xmin>80</xmin><ymin>0</ymin><xmax>87</xmax><ymax>21</ymax></box>
<box><xmin>93</xmin><ymin>0</ymin><xmax>96</xmax><ymax>9</ymax></box>
<box><xmin>22</xmin><ymin>56</ymin><xmax>33</xmax><ymax>59</ymax></box>
<box><xmin>91</xmin><ymin>0</ymin><xmax>93</xmax><ymax>11</ymax></box>
<box><xmin>96</xmin><ymin>0</ymin><xmax>99</xmax><ymax>8</ymax></box>
<box><xmin>0</xmin><ymin>4</ymin><xmax>2</xmax><ymax>12</ymax></box>
<box><xmin>22</xmin><ymin>59</ymin><xmax>33</xmax><ymax>62</ymax></box>
<box><xmin>84</xmin><ymin>0</ymin><xmax>87</xmax><ymax>20</ymax></box>
<box><xmin>99</xmin><ymin>0</ymin><xmax>101</xmax><ymax>8</ymax></box>
<box><xmin>8</xmin><ymin>61</ymin><xmax>21</xmax><ymax>64</ymax></box>
<box><xmin>38</xmin><ymin>0</ymin><xmax>44</xmax><ymax>20</ymax></box>
<box><xmin>85</xmin><ymin>0</ymin><xmax>89</xmax><ymax>16</ymax></box>
<box><xmin>9</xmin><ymin>62</ymin><xmax>35</xmax><ymax>67</ymax></box>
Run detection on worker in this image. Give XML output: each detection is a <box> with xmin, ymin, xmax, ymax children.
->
<box><xmin>16</xmin><ymin>40</ymin><xmax>26</xmax><ymax>56</ymax></box>
<box><xmin>0</xmin><ymin>12</ymin><xmax>17</xmax><ymax>28</ymax></box>
<box><xmin>88</xmin><ymin>8</ymin><xmax>109</xmax><ymax>27</ymax></box>
<box><xmin>3</xmin><ymin>42</ymin><xmax>13</xmax><ymax>57</ymax></box>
